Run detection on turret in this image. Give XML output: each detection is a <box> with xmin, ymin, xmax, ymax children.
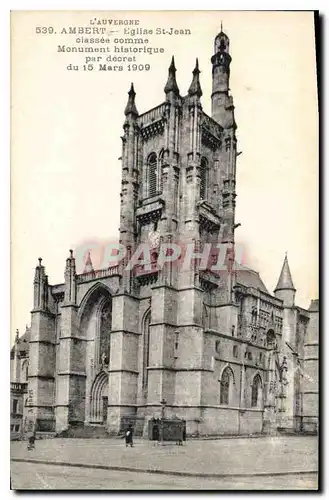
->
<box><xmin>211</xmin><ymin>26</ymin><xmax>235</xmax><ymax>128</ymax></box>
<box><xmin>274</xmin><ymin>254</ymin><xmax>296</xmax><ymax>307</ymax></box>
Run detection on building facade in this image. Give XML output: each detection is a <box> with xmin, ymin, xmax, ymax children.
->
<box><xmin>11</xmin><ymin>29</ymin><xmax>319</xmax><ymax>437</ymax></box>
<box><xmin>10</xmin><ymin>328</ymin><xmax>29</xmax><ymax>439</ymax></box>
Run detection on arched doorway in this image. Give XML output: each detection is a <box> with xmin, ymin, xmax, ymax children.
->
<box><xmin>79</xmin><ymin>284</ymin><xmax>112</xmax><ymax>425</ymax></box>
<box><xmin>89</xmin><ymin>371</ymin><xmax>108</xmax><ymax>424</ymax></box>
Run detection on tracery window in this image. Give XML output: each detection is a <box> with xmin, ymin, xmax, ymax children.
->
<box><xmin>220</xmin><ymin>367</ymin><xmax>233</xmax><ymax>405</ymax></box>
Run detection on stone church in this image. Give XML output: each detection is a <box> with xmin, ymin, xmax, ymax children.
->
<box><xmin>11</xmin><ymin>29</ymin><xmax>318</xmax><ymax>437</ymax></box>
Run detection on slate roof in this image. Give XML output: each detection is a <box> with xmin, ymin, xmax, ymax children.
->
<box><xmin>235</xmin><ymin>265</ymin><xmax>269</xmax><ymax>294</ymax></box>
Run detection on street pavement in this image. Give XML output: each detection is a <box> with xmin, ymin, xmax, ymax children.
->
<box><xmin>10</xmin><ymin>435</ymin><xmax>318</xmax><ymax>490</ymax></box>
<box><xmin>11</xmin><ymin>462</ymin><xmax>317</xmax><ymax>490</ymax></box>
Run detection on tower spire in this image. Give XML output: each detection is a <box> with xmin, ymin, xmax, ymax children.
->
<box><xmin>124</xmin><ymin>83</ymin><xmax>138</xmax><ymax>118</ymax></box>
<box><xmin>164</xmin><ymin>56</ymin><xmax>180</xmax><ymax>97</ymax></box>
<box><xmin>188</xmin><ymin>58</ymin><xmax>202</xmax><ymax>98</ymax></box>
<box><xmin>274</xmin><ymin>254</ymin><xmax>296</xmax><ymax>292</ymax></box>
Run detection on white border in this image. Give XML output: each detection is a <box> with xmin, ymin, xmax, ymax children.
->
<box><xmin>2</xmin><ymin>2</ymin><xmax>327</xmax><ymax>499</ymax></box>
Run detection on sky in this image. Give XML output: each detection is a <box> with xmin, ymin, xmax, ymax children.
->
<box><xmin>11</xmin><ymin>11</ymin><xmax>318</xmax><ymax>341</ymax></box>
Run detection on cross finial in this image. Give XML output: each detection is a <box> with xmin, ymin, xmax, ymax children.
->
<box><xmin>69</xmin><ymin>249</ymin><xmax>73</xmax><ymax>258</ymax></box>
<box><xmin>221</xmin><ymin>20</ymin><xmax>223</xmax><ymax>32</ymax></box>
<box><xmin>38</xmin><ymin>257</ymin><xmax>42</xmax><ymax>266</ymax></box>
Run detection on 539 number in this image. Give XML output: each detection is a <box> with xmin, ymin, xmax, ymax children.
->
<box><xmin>36</xmin><ymin>27</ymin><xmax>55</xmax><ymax>34</ymax></box>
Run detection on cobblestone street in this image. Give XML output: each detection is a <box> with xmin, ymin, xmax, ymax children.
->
<box><xmin>11</xmin><ymin>435</ymin><xmax>318</xmax><ymax>490</ymax></box>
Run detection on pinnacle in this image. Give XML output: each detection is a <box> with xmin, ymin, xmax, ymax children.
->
<box><xmin>193</xmin><ymin>58</ymin><xmax>200</xmax><ymax>73</ymax></box>
<box><xmin>164</xmin><ymin>56</ymin><xmax>180</xmax><ymax>96</ymax></box>
<box><xmin>84</xmin><ymin>251</ymin><xmax>94</xmax><ymax>273</ymax></box>
<box><xmin>128</xmin><ymin>82</ymin><xmax>135</xmax><ymax>96</ymax></box>
<box><xmin>169</xmin><ymin>55</ymin><xmax>176</xmax><ymax>71</ymax></box>
<box><xmin>188</xmin><ymin>58</ymin><xmax>202</xmax><ymax>98</ymax></box>
<box><xmin>124</xmin><ymin>82</ymin><xmax>138</xmax><ymax>117</ymax></box>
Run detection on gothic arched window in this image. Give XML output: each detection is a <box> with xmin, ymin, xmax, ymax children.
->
<box><xmin>143</xmin><ymin>311</ymin><xmax>151</xmax><ymax>391</ymax></box>
<box><xmin>148</xmin><ymin>152</ymin><xmax>158</xmax><ymax>197</ymax></box>
<box><xmin>220</xmin><ymin>367</ymin><xmax>233</xmax><ymax>405</ymax></box>
<box><xmin>159</xmin><ymin>149</ymin><xmax>164</xmax><ymax>192</ymax></box>
<box><xmin>200</xmin><ymin>157</ymin><xmax>208</xmax><ymax>200</ymax></box>
<box><xmin>251</xmin><ymin>374</ymin><xmax>262</xmax><ymax>408</ymax></box>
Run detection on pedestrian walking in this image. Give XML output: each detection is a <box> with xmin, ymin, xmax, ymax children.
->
<box><xmin>27</xmin><ymin>428</ymin><xmax>36</xmax><ymax>451</ymax></box>
<box><xmin>124</xmin><ymin>424</ymin><xmax>134</xmax><ymax>447</ymax></box>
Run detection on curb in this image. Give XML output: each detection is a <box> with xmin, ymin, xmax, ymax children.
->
<box><xmin>11</xmin><ymin>458</ymin><xmax>318</xmax><ymax>480</ymax></box>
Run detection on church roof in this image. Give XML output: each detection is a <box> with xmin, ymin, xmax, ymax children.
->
<box><xmin>274</xmin><ymin>254</ymin><xmax>296</xmax><ymax>292</ymax></box>
<box><xmin>236</xmin><ymin>265</ymin><xmax>269</xmax><ymax>294</ymax></box>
